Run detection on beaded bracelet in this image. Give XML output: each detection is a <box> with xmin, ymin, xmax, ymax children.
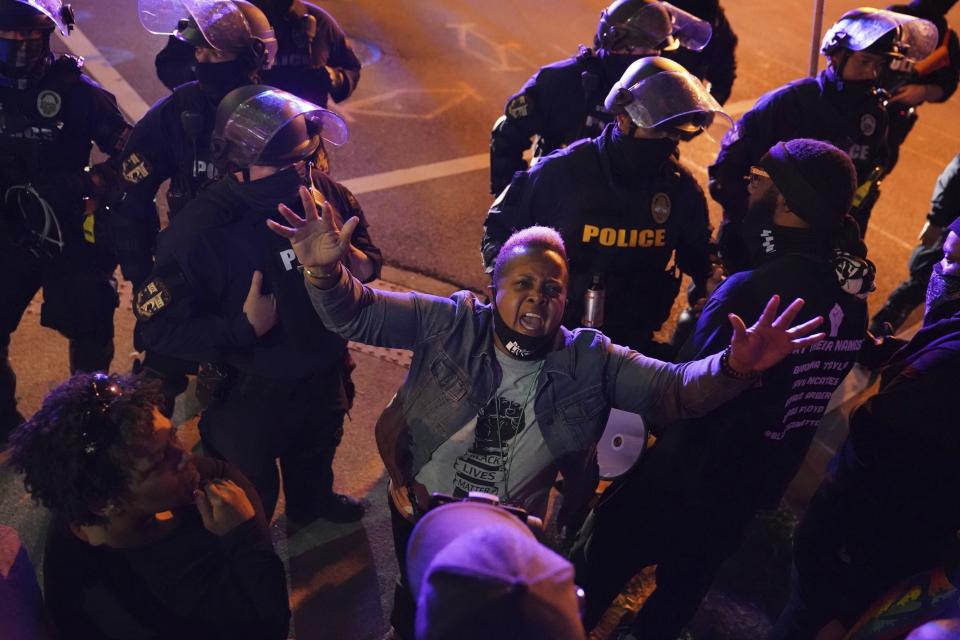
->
<box><xmin>720</xmin><ymin>345</ymin><xmax>757</xmax><ymax>379</ymax></box>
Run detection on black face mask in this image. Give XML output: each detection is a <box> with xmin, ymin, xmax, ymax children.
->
<box><xmin>924</xmin><ymin>262</ymin><xmax>960</xmax><ymax>326</ymax></box>
<box><xmin>196</xmin><ymin>59</ymin><xmax>251</xmax><ymax>105</ymax></box>
<box><xmin>825</xmin><ymin>64</ymin><xmax>880</xmax><ymax>111</ymax></box>
<box><xmin>0</xmin><ymin>36</ymin><xmax>51</xmax><ymax>89</ymax></box>
<box><xmin>231</xmin><ymin>165</ymin><xmax>303</xmax><ymax>209</ymax></box>
<box><xmin>490</xmin><ymin>296</ymin><xmax>559</xmax><ymax>361</ymax></box>
<box><xmin>605</xmin><ymin>124</ymin><xmax>678</xmax><ymax>181</ymax></box>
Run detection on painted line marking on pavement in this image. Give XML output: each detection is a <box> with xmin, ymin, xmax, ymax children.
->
<box><xmin>56</xmin><ymin>27</ymin><xmax>151</xmax><ymax>122</ymax></box>
<box><xmin>867</xmin><ymin>223</ymin><xmax>915</xmax><ymax>252</ymax></box>
<box><xmin>340</xmin><ymin>153</ymin><xmax>488</xmax><ymax>196</ymax></box>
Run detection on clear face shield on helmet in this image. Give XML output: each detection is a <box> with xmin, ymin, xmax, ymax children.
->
<box><xmin>618</xmin><ymin>70</ymin><xmax>731</xmax><ymax>139</ymax></box>
<box><xmin>218</xmin><ymin>87</ymin><xmax>348</xmax><ymax>168</ymax></box>
<box><xmin>821</xmin><ymin>9</ymin><xmax>938</xmax><ymax>82</ymax></box>
<box><xmin>660</xmin><ymin>2</ymin><xmax>712</xmax><ymax>52</ymax></box>
<box><xmin>138</xmin><ymin>0</ymin><xmax>266</xmax><ymax>61</ymax></box>
<box><xmin>599</xmin><ymin>1</ymin><xmax>711</xmax><ymax>53</ymax></box>
<box><xmin>13</xmin><ymin>0</ymin><xmax>74</xmax><ymax>35</ymax></box>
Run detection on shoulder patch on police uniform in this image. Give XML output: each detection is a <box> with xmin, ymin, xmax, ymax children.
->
<box><xmin>36</xmin><ymin>90</ymin><xmax>62</xmax><ymax>118</ymax></box>
<box><xmin>651</xmin><ymin>192</ymin><xmax>672</xmax><ymax>224</ymax></box>
<box><xmin>122</xmin><ymin>153</ymin><xmax>152</xmax><ymax>184</ymax></box>
<box><xmin>506</xmin><ymin>94</ymin><xmax>530</xmax><ymax>120</ymax></box>
<box><xmin>134</xmin><ymin>278</ymin><xmax>172</xmax><ymax>320</ymax></box>
<box><xmin>860</xmin><ymin>113</ymin><xmax>877</xmax><ymax>136</ymax></box>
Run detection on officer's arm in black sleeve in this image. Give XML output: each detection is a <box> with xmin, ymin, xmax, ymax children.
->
<box><xmin>481</xmin><ymin>169</ymin><xmax>540</xmax><ymax>274</ymax></box>
<box><xmin>69</xmin><ymin>74</ymin><xmax>131</xmax><ymax>204</ymax></box>
<box><xmin>675</xmin><ymin>174</ymin><xmax>715</xmax><ymax>296</ymax></box>
<box><xmin>155</xmin><ymin>36</ymin><xmax>197</xmax><ymax>92</ymax></box>
<box><xmin>112</xmin><ymin>104</ymin><xmax>177</xmax><ymax>287</ymax></box>
<box><xmin>703</xmin><ymin>6</ymin><xmax>738</xmax><ymax>105</ymax></box>
<box><xmin>312</xmin><ymin>6</ymin><xmax>362</xmax><ymax>103</ymax></box>
<box><xmin>928</xmin><ymin>153</ymin><xmax>960</xmax><ymax>228</ymax></box>
<box><xmin>490</xmin><ymin>73</ymin><xmax>546</xmax><ymax>195</ymax></box>
<box><xmin>138</xmin><ymin>235</ymin><xmax>257</xmax><ymax>363</ymax></box>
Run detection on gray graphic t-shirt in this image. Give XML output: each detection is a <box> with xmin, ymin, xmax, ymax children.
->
<box><xmin>416</xmin><ymin>349</ymin><xmax>557</xmax><ymax>517</ymax></box>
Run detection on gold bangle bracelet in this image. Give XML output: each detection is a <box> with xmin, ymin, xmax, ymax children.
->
<box><xmin>299</xmin><ymin>264</ymin><xmax>339</xmax><ymax>281</ymax></box>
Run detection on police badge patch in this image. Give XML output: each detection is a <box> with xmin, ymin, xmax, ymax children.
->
<box><xmin>122</xmin><ymin>153</ymin><xmax>152</xmax><ymax>184</ymax></box>
<box><xmin>506</xmin><ymin>94</ymin><xmax>530</xmax><ymax>119</ymax></box>
<box><xmin>860</xmin><ymin>113</ymin><xmax>877</xmax><ymax>136</ymax></box>
<box><xmin>651</xmin><ymin>192</ymin><xmax>672</xmax><ymax>224</ymax></box>
<box><xmin>134</xmin><ymin>278</ymin><xmax>172</xmax><ymax>320</ymax></box>
<box><xmin>36</xmin><ymin>90</ymin><xmax>62</xmax><ymax>118</ymax></box>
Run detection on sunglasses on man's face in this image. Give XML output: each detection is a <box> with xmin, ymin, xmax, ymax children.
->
<box><xmin>746</xmin><ymin>165</ymin><xmax>771</xmax><ymax>188</ymax></box>
<box><xmin>80</xmin><ymin>373</ymin><xmax>124</xmax><ymax>456</ymax></box>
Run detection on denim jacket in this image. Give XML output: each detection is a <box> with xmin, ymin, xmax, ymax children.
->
<box><xmin>306</xmin><ymin>269</ymin><xmax>753</xmax><ymax>524</ymax></box>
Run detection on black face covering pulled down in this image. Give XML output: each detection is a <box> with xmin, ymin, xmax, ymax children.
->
<box><xmin>491</xmin><ymin>297</ymin><xmax>559</xmax><ymax>361</ymax></box>
<box><xmin>924</xmin><ymin>262</ymin><xmax>960</xmax><ymax>326</ymax></box>
<box><xmin>196</xmin><ymin>59</ymin><xmax>252</xmax><ymax>105</ymax></box>
<box><xmin>605</xmin><ymin>124</ymin><xmax>678</xmax><ymax>182</ymax></box>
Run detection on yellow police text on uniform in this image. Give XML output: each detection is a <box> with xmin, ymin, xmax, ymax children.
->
<box><xmin>581</xmin><ymin>224</ymin><xmax>666</xmax><ymax>248</ymax></box>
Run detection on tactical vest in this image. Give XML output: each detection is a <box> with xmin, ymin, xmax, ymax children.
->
<box><xmin>165</xmin><ymin>84</ymin><xmax>220</xmax><ymax>218</ymax></box>
<box><xmin>559</xmin><ymin>140</ymin><xmax>689</xmax><ymax>338</ymax></box>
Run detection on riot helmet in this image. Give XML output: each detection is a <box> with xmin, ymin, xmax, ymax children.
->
<box><xmin>211</xmin><ymin>85</ymin><xmax>348</xmax><ymax>170</ymax></box>
<box><xmin>0</xmin><ymin>0</ymin><xmax>74</xmax><ymax>88</ymax></box>
<box><xmin>604</xmin><ymin>56</ymin><xmax>730</xmax><ymax>139</ymax></box>
<box><xmin>596</xmin><ymin>0</ymin><xmax>712</xmax><ymax>53</ymax></box>
<box><xmin>139</xmin><ymin>0</ymin><xmax>277</xmax><ymax>71</ymax></box>
<box><xmin>821</xmin><ymin>7</ymin><xmax>938</xmax><ymax>83</ymax></box>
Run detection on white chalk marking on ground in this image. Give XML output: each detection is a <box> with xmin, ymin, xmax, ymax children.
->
<box><xmin>340</xmin><ymin>153</ymin><xmax>488</xmax><ymax>195</ymax></box>
<box><xmin>56</xmin><ymin>27</ymin><xmax>151</xmax><ymax>122</ymax></box>
<box><xmin>867</xmin><ymin>223</ymin><xmax>915</xmax><ymax>252</ymax></box>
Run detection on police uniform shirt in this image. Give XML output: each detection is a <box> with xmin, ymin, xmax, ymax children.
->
<box><xmin>489</xmin><ymin>49</ymin><xmax>634</xmax><ymax>194</ymax></box>
<box><xmin>0</xmin><ymin>56</ymin><xmax>130</xmax><ymax>244</ymax></box>
<box><xmin>117</xmin><ymin>81</ymin><xmax>220</xmax><ymax>220</ymax></box>
<box><xmin>710</xmin><ymin>71</ymin><xmax>888</xmax><ymax>224</ymax></box>
<box><xmin>484</xmin><ymin>125</ymin><xmax>713</xmax><ymax>343</ymax></box>
<box><xmin>137</xmin><ymin>171</ymin><xmax>382</xmax><ymax>381</ymax></box>
<box><xmin>256</xmin><ymin>0</ymin><xmax>362</xmax><ymax>107</ymax></box>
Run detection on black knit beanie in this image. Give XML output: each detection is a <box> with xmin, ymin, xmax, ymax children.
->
<box><xmin>758</xmin><ymin>139</ymin><xmax>857</xmax><ymax>231</ymax></box>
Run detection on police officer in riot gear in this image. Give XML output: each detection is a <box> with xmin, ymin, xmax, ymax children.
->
<box><xmin>483</xmin><ymin>57</ymin><xmax>727</xmax><ymax>358</ymax></box>
<box><xmin>155</xmin><ymin>0</ymin><xmax>361</xmax><ymax>108</ymax></box>
<box><xmin>118</xmin><ymin>0</ymin><xmax>277</xmax><ymax>285</ymax></box>
<box><xmin>0</xmin><ymin>0</ymin><xmax>131</xmax><ymax>445</ymax></box>
<box><xmin>114</xmin><ymin>0</ymin><xmax>276</xmax><ymax>412</ymax></box>
<box><xmin>663</xmin><ymin>0</ymin><xmax>738</xmax><ymax>105</ymax></box>
<box><xmin>252</xmin><ymin>0</ymin><xmax>360</xmax><ymax>107</ymax></box>
<box><xmin>137</xmin><ymin>86</ymin><xmax>382</xmax><ymax>523</ymax></box>
<box><xmin>488</xmin><ymin>0</ymin><xmax>715</xmax><ymax>196</ymax></box>
<box><xmin>709</xmin><ymin>7</ymin><xmax>938</xmax><ymax>273</ymax></box>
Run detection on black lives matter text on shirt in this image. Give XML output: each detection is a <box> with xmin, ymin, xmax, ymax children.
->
<box><xmin>766</xmin><ymin>303</ymin><xmax>864</xmax><ymax>441</ymax></box>
<box><xmin>452</xmin><ymin>397</ymin><xmax>526</xmax><ymax>498</ymax></box>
